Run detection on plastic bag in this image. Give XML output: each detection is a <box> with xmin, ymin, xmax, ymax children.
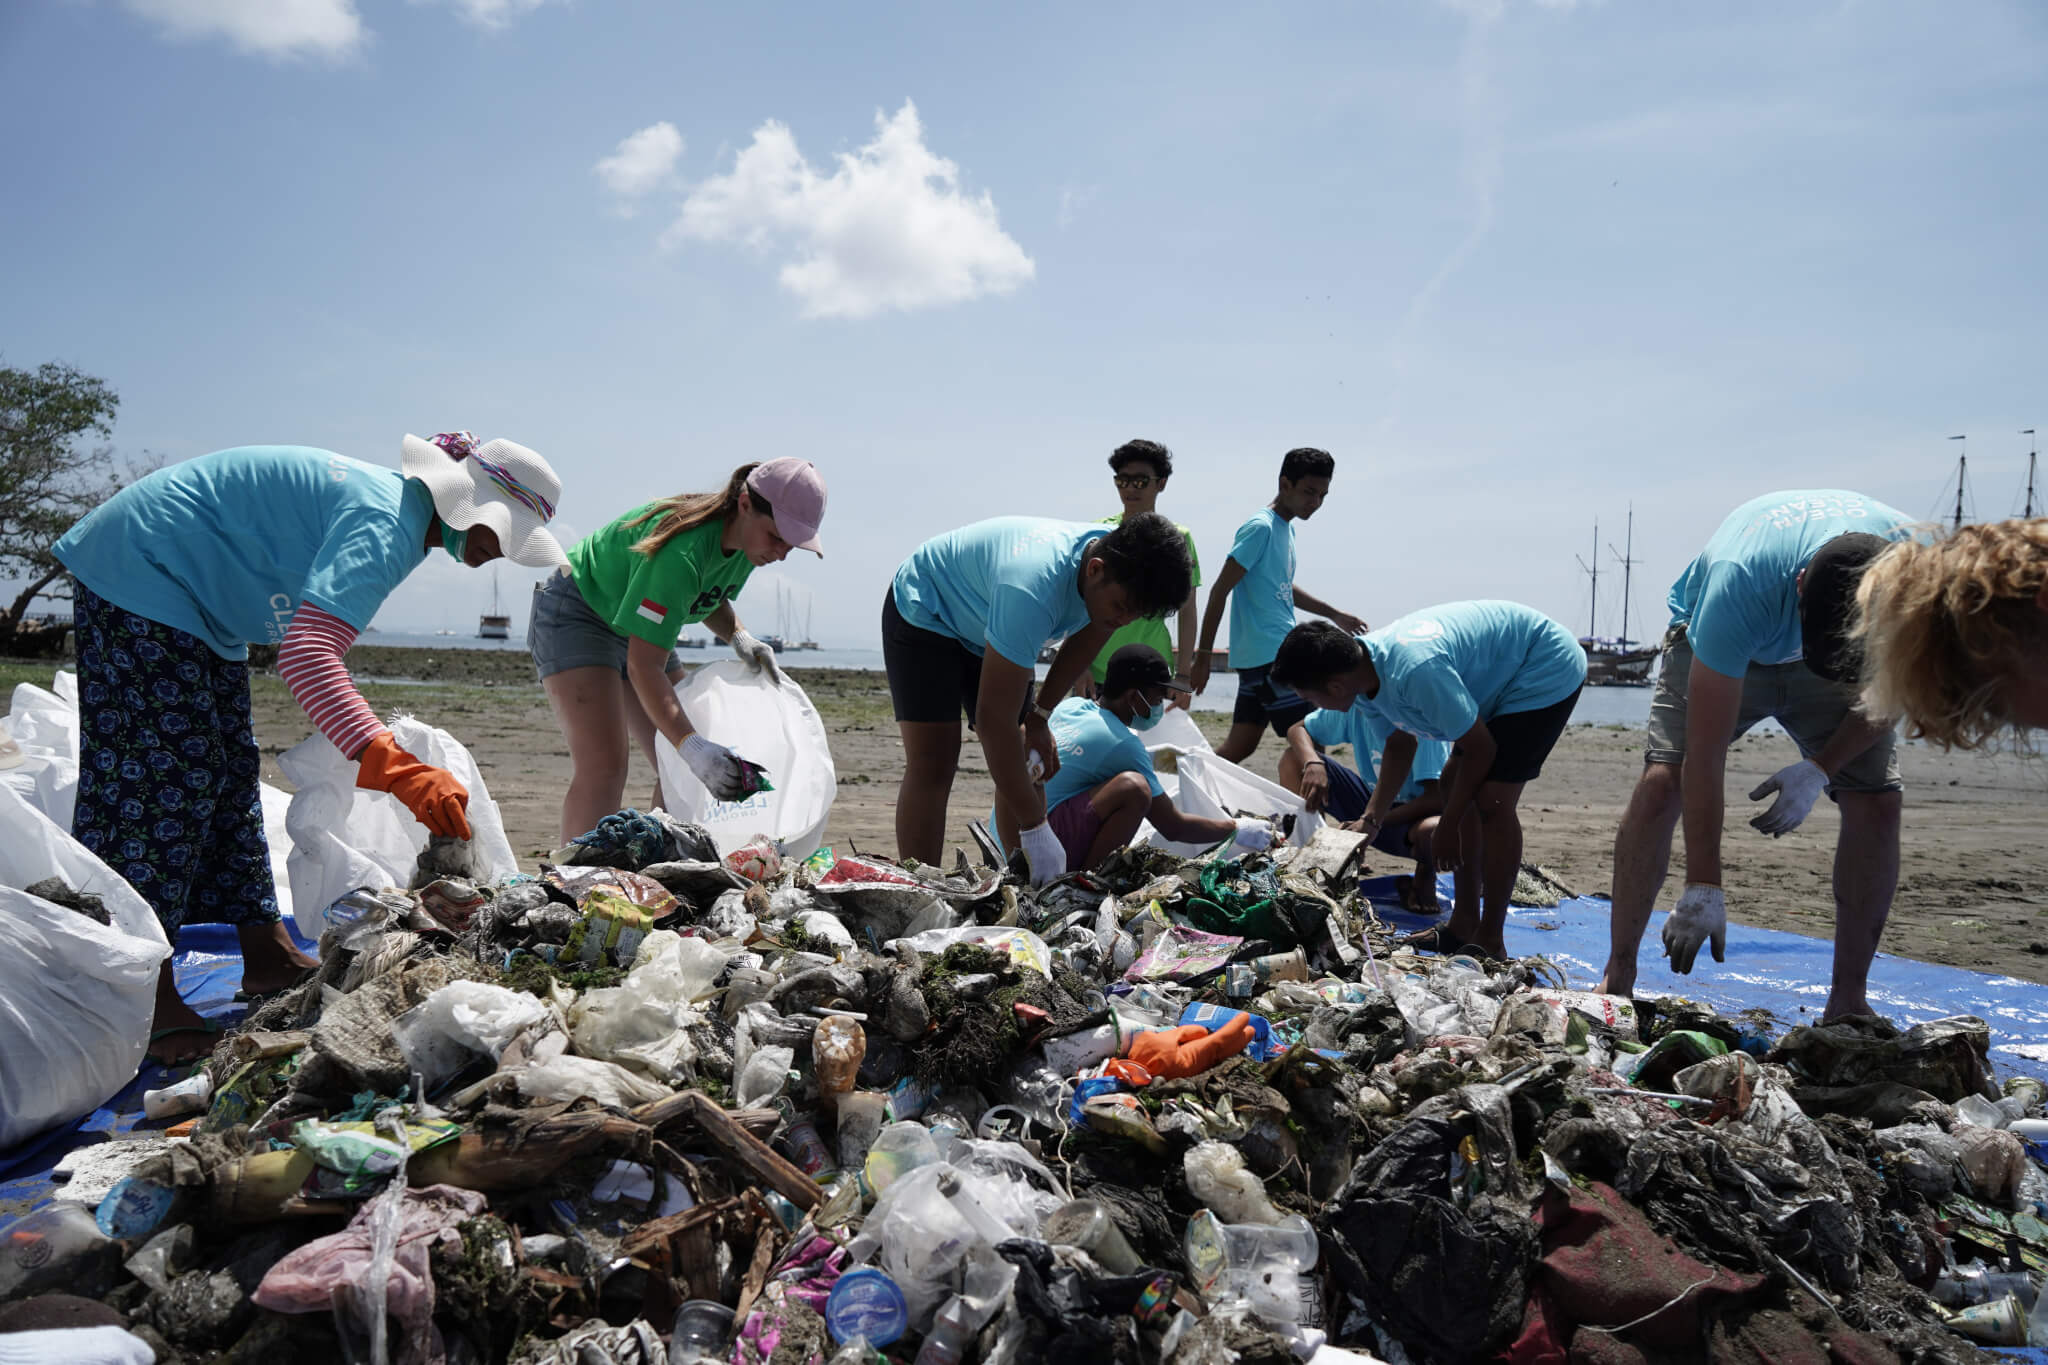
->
<box><xmin>1144</xmin><ymin>749</ymin><xmax>1319</xmax><ymax>856</ymax></box>
<box><xmin>279</xmin><ymin>715</ymin><xmax>517</xmax><ymax>941</ymax></box>
<box><xmin>2</xmin><ymin>674</ymin><xmax>79</xmax><ymax>829</ymax></box>
<box><xmin>0</xmin><ymin>781</ymin><xmax>172</xmax><ymax>1146</ymax></box>
<box><xmin>565</xmin><ymin>931</ymin><xmax>717</xmax><ymax>1081</ymax></box>
<box><xmin>390</xmin><ymin>981</ymin><xmax>550</xmax><ymax>1089</ymax></box>
<box><xmin>653</xmin><ymin>661</ymin><xmax>836</xmax><ymax>860</ymax></box>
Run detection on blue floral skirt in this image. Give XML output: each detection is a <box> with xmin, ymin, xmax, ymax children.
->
<box><xmin>69</xmin><ymin>582</ymin><xmax>281</xmax><ymax>935</ymax></box>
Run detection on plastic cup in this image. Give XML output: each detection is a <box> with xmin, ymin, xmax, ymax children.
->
<box><xmin>669</xmin><ymin>1300</ymin><xmax>736</xmax><ymax>1365</ymax></box>
<box><xmin>1043</xmin><ymin>1199</ymin><xmax>1142</xmax><ymax>1274</ymax></box>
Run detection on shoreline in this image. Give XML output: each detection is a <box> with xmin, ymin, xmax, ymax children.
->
<box><xmin>6</xmin><ymin>646</ymin><xmax>2044</xmax><ymax>985</ymax></box>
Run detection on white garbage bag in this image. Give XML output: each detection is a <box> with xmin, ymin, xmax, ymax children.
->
<box><xmin>654</xmin><ymin>661</ymin><xmax>835</xmax><ymax>859</ymax></box>
<box><xmin>1141</xmin><ymin>749</ymin><xmax>1319</xmax><ymax>857</ymax></box>
<box><xmin>278</xmin><ymin>715</ymin><xmax>518</xmax><ymax>940</ymax></box>
<box><xmin>0</xmin><ymin>781</ymin><xmax>171</xmax><ymax>1147</ymax></box>
<box><xmin>2</xmin><ymin>673</ymin><xmax>81</xmax><ymax>830</ymax></box>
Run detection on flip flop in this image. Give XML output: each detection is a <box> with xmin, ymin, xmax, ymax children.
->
<box><xmin>146</xmin><ymin>1018</ymin><xmax>223</xmax><ymax>1066</ymax></box>
<box><xmin>1396</xmin><ymin>924</ymin><xmax>1474</xmax><ymax>956</ymax></box>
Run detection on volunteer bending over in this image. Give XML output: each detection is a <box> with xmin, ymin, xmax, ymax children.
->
<box><xmin>532</xmin><ymin>460</ymin><xmax>826</xmax><ymax>842</ymax></box>
<box><xmin>884</xmin><ymin>514</ymin><xmax>1193</xmax><ymax>882</ymax></box>
<box><xmin>1598</xmin><ymin>490</ymin><xmax>1914</xmax><ymax>1022</ymax></box>
<box><xmin>53</xmin><ymin>433</ymin><xmax>567</xmax><ymax>1064</ymax></box>
<box><xmin>1273</xmin><ymin>603</ymin><xmax>1587</xmax><ymax>961</ymax></box>
<box><xmin>998</xmin><ymin>646</ymin><xmax>1274</xmax><ymax>871</ymax></box>
<box><xmin>1279</xmin><ymin>700</ymin><xmax>1455</xmax><ymax>913</ymax></box>
<box><xmin>1854</xmin><ymin>517</ymin><xmax>2048</xmax><ymax>748</ymax></box>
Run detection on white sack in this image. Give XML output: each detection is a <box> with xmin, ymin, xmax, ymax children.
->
<box><xmin>654</xmin><ymin>661</ymin><xmax>835</xmax><ymax>859</ymax></box>
<box><xmin>278</xmin><ymin>715</ymin><xmax>517</xmax><ymax>940</ymax></box>
<box><xmin>0</xmin><ymin>782</ymin><xmax>171</xmax><ymax>1147</ymax></box>
<box><xmin>1141</xmin><ymin>749</ymin><xmax>1319</xmax><ymax>856</ymax></box>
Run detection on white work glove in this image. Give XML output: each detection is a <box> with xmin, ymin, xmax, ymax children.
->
<box><xmin>1017</xmin><ymin>821</ymin><xmax>1067</xmax><ymax>886</ymax></box>
<box><xmin>1230</xmin><ymin>817</ymin><xmax>1276</xmax><ymax>853</ymax></box>
<box><xmin>1661</xmin><ymin>883</ymin><xmax>1727</xmax><ymax>974</ymax></box>
<box><xmin>730</xmin><ymin>629</ymin><xmax>783</xmax><ymax>683</ymax></box>
<box><xmin>681</xmin><ymin>734</ymin><xmax>750</xmax><ymax>801</ymax></box>
<box><xmin>1748</xmin><ymin>758</ymin><xmax>1827</xmax><ymax>837</ymax></box>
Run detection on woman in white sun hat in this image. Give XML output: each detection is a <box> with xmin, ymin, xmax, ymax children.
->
<box><xmin>531</xmin><ymin>458</ymin><xmax>826</xmax><ymax>841</ymax></box>
<box><xmin>53</xmin><ymin>431</ymin><xmax>566</xmax><ymax>1064</ymax></box>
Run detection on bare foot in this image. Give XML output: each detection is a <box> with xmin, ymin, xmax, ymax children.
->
<box><xmin>1819</xmin><ymin>996</ymin><xmax>1877</xmax><ymax>1025</ymax></box>
<box><xmin>1598</xmin><ymin>962</ymin><xmax>1637</xmax><ymax>998</ymax></box>
<box><xmin>237</xmin><ymin>921</ymin><xmax>319</xmax><ymax>996</ymax></box>
<box><xmin>148</xmin><ymin>964</ymin><xmax>218</xmax><ymax>1066</ymax></box>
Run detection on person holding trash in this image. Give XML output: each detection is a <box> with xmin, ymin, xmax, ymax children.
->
<box><xmin>1597</xmin><ymin>490</ymin><xmax>1915</xmax><ymax>1023</ymax></box>
<box><xmin>993</xmin><ymin>645</ymin><xmax>1275</xmax><ymax>872</ymax></box>
<box><xmin>532</xmin><ymin>459</ymin><xmax>827</xmax><ymax>842</ymax></box>
<box><xmin>53</xmin><ymin>432</ymin><xmax>568</xmax><ymax>1064</ymax></box>
<box><xmin>1277</xmin><ymin>699</ymin><xmax>1454</xmax><ymax>913</ymax></box>
<box><xmin>884</xmin><ymin>513</ymin><xmax>1194</xmax><ymax>882</ymax></box>
<box><xmin>1082</xmin><ymin>440</ymin><xmax>1202</xmax><ymax>706</ymax></box>
<box><xmin>1272</xmin><ymin>603</ymin><xmax>1587</xmax><ymax>961</ymax></box>
<box><xmin>1852</xmin><ymin>517</ymin><xmax>2048</xmax><ymax>750</ymax></box>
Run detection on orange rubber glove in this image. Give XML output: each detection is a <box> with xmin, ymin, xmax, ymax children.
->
<box><xmin>1121</xmin><ymin>1013</ymin><xmax>1255</xmax><ymax>1081</ymax></box>
<box><xmin>355</xmin><ymin>732</ymin><xmax>472</xmax><ymax>839</ymax></box>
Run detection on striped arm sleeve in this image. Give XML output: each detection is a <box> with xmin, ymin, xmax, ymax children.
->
<box><xmin>276</xmin><ymin>603</ymin><xmax>386</xmax><ymax>759</ymax></box>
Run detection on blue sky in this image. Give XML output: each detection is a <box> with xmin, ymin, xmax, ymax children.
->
<box><xmin>4</xmin><ymin>0</ymin><xmax>2044</xmax><ymax>647</ymax></box>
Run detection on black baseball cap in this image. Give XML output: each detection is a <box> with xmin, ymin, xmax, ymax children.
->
<box><xmin>1101</xmin><ymin>644</ymin><xmax>1191</xmax><ymax>696</ymax></box>
<box><xmin>1798</xmin><ymin>532</ymin><xmax>1894</xmax><ymax>682</ymax></box>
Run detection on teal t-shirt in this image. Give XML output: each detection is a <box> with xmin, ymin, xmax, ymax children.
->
<box><xmin>1303</xmin><ymin>702</ymin><xmax>1448</xmax><ymax>803</ymax></box>
<box><xmin>1358</xmin><ymin>602</ymin><xmax>1588</xmax><ymax>742</ymax></box>
<box><xmin>53</xmin><ymin>446</ymin><xmax>434</xmax><ymax>660</ymax></box>
<box><xmin>993</xmin><ymin>697</ymin><xmax>1165</xmax><ymax>844</ymax></box>
<box><xmin>1225</xmin><ymin>508</ymin><xmax>1296</xmax><ymax>670</ymax></box>
<box><xmin>892</xmin><ymin>517</ymin><xmax>1110</xmax><ymax>667</ymax></box>
<box><xmin>1666</xmin><ymin>489</ymin><xmax>1916</xmax><ymax>678</ymax></box>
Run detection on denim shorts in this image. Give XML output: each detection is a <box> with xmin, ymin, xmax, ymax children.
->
<box><xmin>529</xmin><ymin>568</ymin><xmax>685</xmax><ymax>681</ymax></box>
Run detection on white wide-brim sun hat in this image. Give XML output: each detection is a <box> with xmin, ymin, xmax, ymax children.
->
<box><xmin>400</xmin><ymin>433</ymin><xmax>568</xmax><ymax>569</ymax></box>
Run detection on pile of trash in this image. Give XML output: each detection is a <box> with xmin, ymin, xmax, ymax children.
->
<box><xmin>5</xmin><ymin>808</ymin><xmax>2048</xmax><ymax>1364</ymax></box>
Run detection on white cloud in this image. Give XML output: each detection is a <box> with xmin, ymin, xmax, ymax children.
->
<box><xmin>121</xmin><ymin>0</ymin><xmax>366</xmax><ymax>59</ymax></box>
<box><xmin>667</xmin><ymin>100</ymin><xmax>1035</xmax><ymax>320</ymax></box>
<box><xmin>595</xmin><ymin>122</ymin><xmax>684</xmax><ymax>211</ymax></box>
<box><xmin>411</xmin><ymin>0</ymin><xmax>564</xmax><ymax>29</ymax></box>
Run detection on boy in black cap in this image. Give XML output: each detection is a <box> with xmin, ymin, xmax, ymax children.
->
<box><xmin>997</xmin><ymin>645</ymin><xmax>1277</xmax><ymax>874</ymax></box>
<box><xmin>1599</xmin><ymin>490</ymin><xmax>1915</xmax><ymax>1022</ymax></box>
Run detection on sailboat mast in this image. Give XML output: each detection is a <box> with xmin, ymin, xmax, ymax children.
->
<box><xmin>1607</xmin><ymin>505</ymin><xmax>1639</xmax><ymax>646</ymax></box>
<box><xmin>1949</xmin><ymin>435</ymin><xmax>1967</xmax><ymax>532</ymax></box>
<box><xmin>2024</xmin><ymin>430</ymin><xmax>2038</xmax><ymax>519</ymax></box>
<box><xmin>1576</xmin><ymin>520</ymin><xmax>1599</xmax><ymax>639</ymax></box>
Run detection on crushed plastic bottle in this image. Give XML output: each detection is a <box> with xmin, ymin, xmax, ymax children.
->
<box><xmin>814</xmin><ymin>1015</ymin><xmax>866</xmax><ymax>1108</ymax></box>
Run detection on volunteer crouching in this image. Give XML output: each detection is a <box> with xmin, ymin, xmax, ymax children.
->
<box><xmin>53</xmin><ymin>432</ymin><xmax>567</xmax><ymax>1065</ymax></box>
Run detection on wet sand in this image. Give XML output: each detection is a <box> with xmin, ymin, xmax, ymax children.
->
<box><xmin>11</xmin><ymin>650</ymin><xmax>2044</xmax><ymax>983</ymax></box>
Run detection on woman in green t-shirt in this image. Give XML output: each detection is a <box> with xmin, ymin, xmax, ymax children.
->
<box><xmin>531</xmin><ymin>458</ymin><xmax>827</xmax><ymax>840</ymax></box>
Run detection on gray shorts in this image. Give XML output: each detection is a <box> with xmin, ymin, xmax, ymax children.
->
<box><xmin>1644</xmin><ymin>624</ymin><xmax>1901</xmax><ymax>794</ymax></box>
<box><xmin>529</xmin><ymin>568</ymin><xmax>685</xmax><ymax>681</ymax></box>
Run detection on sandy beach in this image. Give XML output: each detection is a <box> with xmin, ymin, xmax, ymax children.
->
<box><xmin>9</xmin><ymin>648</ymin><xmax>2044</xmax><ymax>983</ymax></box>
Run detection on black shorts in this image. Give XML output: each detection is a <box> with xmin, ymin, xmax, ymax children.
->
<box><xmin>1231</xmin><ymin>663</ymin><xmax>1314</xmax><ymax>736</ymax></box>
<box><xmin>882</xmin><ymin>588</ymin><xmax>984</xmax><ymax>725</ymax></box>
<box><xmin>1475</xmin><ymin>686</ymin><xmax>1583</xmax><ymax>784</ymax></box>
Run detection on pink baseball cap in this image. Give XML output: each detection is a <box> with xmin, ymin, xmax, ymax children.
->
<box><xmin>747</xmin><ymin>457</ymin><xmax>827</xmax><ymax>556</ymax></box>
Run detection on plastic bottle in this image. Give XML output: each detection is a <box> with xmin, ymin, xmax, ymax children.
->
<box><xmin>1043</xmin><ymin>1199</ymin><xmax>1141</xmax><ymax>1274</ymax></box>
<box><xmin>913</xmin><ymin>1296</ymin><xmax>974</xmax><ymax>1365</ymax></box>
<box><xmin>669</xmin><ymin>1299</ymin><xmax>737</xmax><ymax>1365</ymax></box>
<box><xmin>814</xmin><ymin>1015</ymin><xmax>866</xmax><ymax>1107</ymax></box>
<box><xmin>143</xmin><ymin>1071</ymin><xmax>214</xmax><ymax>1120</ymax></box>
<box><xmin>934</xmin><ymin>1168</ymin><xmax>1016</xmax><ymax>1248</ymax></box>
<box><xmin>0</xmin><ymin>1204</ymin><xmax>119</xmax><ymax>1300</ymax></box>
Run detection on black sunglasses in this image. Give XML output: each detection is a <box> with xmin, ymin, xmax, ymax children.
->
<box><xmin>1112</xmin><ymin>473</ymin><xmax>1156</xmax><ymax>490</ymax></box>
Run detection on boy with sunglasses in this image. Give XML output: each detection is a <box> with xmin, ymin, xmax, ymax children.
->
<box><xmin>1190</xmin><ymin>447</ymin><xmax>1366</xmax><ymax>763</ymax></box>
<box><xmin>1086</xmin><ymin>440</ymin><xmax>1202</xmax><ymax>706</ymax></box>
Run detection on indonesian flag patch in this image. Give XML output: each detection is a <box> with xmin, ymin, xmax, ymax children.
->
<box><xmin>636</xmin><ymin>599</ymin><xmax>668</xmax><ymax>625</ymax></box>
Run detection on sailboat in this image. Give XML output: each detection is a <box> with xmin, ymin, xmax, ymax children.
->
<box><xmin>760</xmin><ymin>582</ymin><xmax>789</xmax><ymax>653</ymax></box>
<box><xmin>796</xmin><ymin>593</ymin><xmax>820</xmax><ymax>651</ymax></box>
<box><xmin>477</xmin><ymin>566</ymin><xmax>511</xmax><ymax>640</ymax></box>
<box><xmin>1577</xmin><ymin>507</ymin><xmax>1656</xmax><ymax>686</ymax></box>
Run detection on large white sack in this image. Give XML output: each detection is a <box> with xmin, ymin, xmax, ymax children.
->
<box><xmin>1</xmin><ymin>671</ymin><xmax>299</xmax><ymax>931</ymax></box>
<box><xmin>278</xmin><ymin>715</ymin><xmax>517</xmax><ymax>940</ymax></box>
<box><xmin>654</xmin><ymin>661</ymin><xmax>835</xmax><ymax>859</ymax></box>
<box><xmin>1142</xmin><ymin>749</ymin><xmax>1320</xmax><ymax>858</ymax></box>
<box><xmin>0</xmin><ymin>781</ymin><xmax>171</xmax><ymax>1146</ymax></box>
<box><xmin>2</xmin><ymin>674</ymin><xmax>81</xmax><ymax>830</ymax></box>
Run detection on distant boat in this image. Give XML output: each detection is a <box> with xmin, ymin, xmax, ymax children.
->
<box><xmin>1576</xmin><ymin>508</ymin><xmax>1654</xmax><ymax>687</ymax></box>
<box><xmin>676</xmin><ymin>634</ymin><xmax>709</xmax><ymax>650</ymax></box>
<box><xmin>478</xmin><ymin>566</ymin><xmax>510</xmax><ymax>640</ymax></box>
<box><xmin>762</xmin><ymin>634</ymin><xmax>789</xmax><ymax>653</ymax></box>
<box><xmin>795</xmin><ymin>594</ymin><xmax>820</xmax><ymax>649</ymax></box>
